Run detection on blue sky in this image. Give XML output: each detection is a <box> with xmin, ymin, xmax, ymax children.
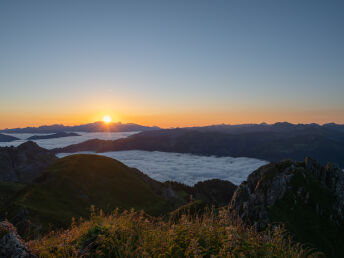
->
<box><xmin>0</xmin><ymin>0</ymin><xmax>343</xmax><ymax>128</ymax></box>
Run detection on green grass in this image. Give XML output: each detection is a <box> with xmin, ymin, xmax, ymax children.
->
<box><xmin>6</xmin><ymin>154</ymin><xmax>170</xmax><ymax>237</ymax></box>
<box><xmin>28</xmin><ymin>208</ymin><xmax>320</xmax><ymax>257</ymax></box>
<box><xmin>0</xmin><ymin>181</ymin><xmax>25</xmax><ymax>207</ymax></box>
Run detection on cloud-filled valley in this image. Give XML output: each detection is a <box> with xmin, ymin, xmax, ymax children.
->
<box><xmin>58</xmin><ymin>150</ymin><xmax>268</xmax><ymax>185</ymax></box>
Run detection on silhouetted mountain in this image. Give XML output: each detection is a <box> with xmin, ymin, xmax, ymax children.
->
<box><xmin>0</xmin><ymin>134</ymin><xmax>19</xmax><ymax>142</ymax></box>
<box><xmin>27</xmin><ymin>132</ymin><xmax>80</xmax><ymax>140</ymax></box>
<box><xmin>0</xmin><ymin>141</ymin><xmax>57</xmax><ymax>183</ymax></box>
<box><xmin>54</xmin><ymin>124</ymin><xmax>344</xmax><ymax>168</ymax></box>
<box><xmin>230</xmin><ymin>157</ymin><xmax>344</xmax><ymax>257</ymax></box>
<box><xmin>187</xmin><ymin>121</ymin><xmax>344</xmax><ymax>134</ymax></box>
<box><xmin>323</xmin><ymin>122</ymin><xmax>344</xmax><ymax>132</ymax></box>
<box><xmin>0</xmin><ymin>121</ymin><xmax>160</xmax><ymax>133</ymax></box>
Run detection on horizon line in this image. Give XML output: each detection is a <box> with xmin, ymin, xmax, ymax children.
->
<box><xmin>1</xmin><ymin>120</ymin><xmax>344</xmax><ymax>131</ymax></box>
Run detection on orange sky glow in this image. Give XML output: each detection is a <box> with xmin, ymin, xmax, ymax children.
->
<box><xmin>1</xmin><ymin>108</ymin><xmax>343</xmax><ymax>130</ymax></box>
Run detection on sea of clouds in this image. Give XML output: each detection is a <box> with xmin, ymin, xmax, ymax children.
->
<box><xmin>0</xmin><ymin>132</ymin><xmax>138</xmax><ymax>149</ymax></box>
<box><xmin>57</xmin><ymin>150</ymin><xmax>268</xmax><ymax>185</ymax></box>
<box><xmin>1</xmin><ymin>132</ymin><xmax>268</xmax><ymax>185</ymax></box>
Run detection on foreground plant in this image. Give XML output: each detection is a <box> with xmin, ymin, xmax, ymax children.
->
<box><xmin>29</xmin><ymin>207</ymin><xmax>322</xmax><ymax>257</ymax></box>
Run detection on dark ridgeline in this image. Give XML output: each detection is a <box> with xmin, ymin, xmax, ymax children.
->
<box><xmin>0</xmin><ymin>133</ymin><xmax>19</xmax><ymax>142</ymax></box>
<box><xmin>54</xmin><ymin>122</ymin><xmax>344</xmax><ymax>168</ymax></box>
<box><xmin>0</xmin><ymin>121</ymin><xmax>160</xmax><ymax>134</ymax></box>
<box><xmin>27</xmin><ymin>132</ymin><xmax>80</xmax><ymax>140</ymax></box>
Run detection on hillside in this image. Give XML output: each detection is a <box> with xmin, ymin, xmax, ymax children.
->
<box><xmin>4</xmin><ymin>154</ymin><xmax>170</xmax><ymax>238</ymax></box>
<box><xmin>1</xmin><ymin>155</ymin><xmax>342</xmax><ymax>256</ymax></box>
<box><xmin>2</xmin><ymin>153</ymin><xmax>343</xmax><ymax>256</ymax></box>
<box><xmin>54</xmin><ymin>126</ymin><xmax>344</xmax><ymax>168</ymax></box>
<box><xmin>0</xmin><ymin>181</ymin><xmax>25</xmax><ymax>207</ymax></box>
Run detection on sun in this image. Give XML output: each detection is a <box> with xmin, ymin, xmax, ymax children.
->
<box><xmin>102</xmin><ymin>115</ymin><xmax>112</xmax><ymax>123</ymax></box>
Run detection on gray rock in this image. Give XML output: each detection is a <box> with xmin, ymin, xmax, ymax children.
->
<box><xmin>230</xmin><ymin>158</ymin><xmax>344</xmax><ymax>229</ymax></box>
<box><xmin>0</xmin><ymin>221</ymin><xmax>36</xmax><ymax>258</ymax></box>
<box><xmin>0</xmin><ymin>141</ymin><xmax>57</xmax><ymax>183</ymax></box>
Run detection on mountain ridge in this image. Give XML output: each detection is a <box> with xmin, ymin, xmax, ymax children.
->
<box><xmin>2</xmin><ymin>121</ymin><xmax>344</xmax><ymax>134</ymax></box>
<box><xmin>53</xmin><ymin>125</ymin><xmax>344</xmax><ymax>168</ymax></box>
<box><xmin>0</xmin><ymin>121</ymin><xmax>160</xmax><ymax>133</ymax></box>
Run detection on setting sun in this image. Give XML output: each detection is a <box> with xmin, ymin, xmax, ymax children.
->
<box><xmin>102</xmin><ymin>115</ymin><xmax>112</xmax><ymax>123</ymax></box>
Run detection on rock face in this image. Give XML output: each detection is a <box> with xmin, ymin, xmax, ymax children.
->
<box><xmin>230</xmin><ymin>157</ymin><xmax>344</xmax><ymax>257</ymax></box>
<box><xmin>0</xmin><ymin>141</ymin><xmax>57</xmax><ymax>183</ymax></box>
<box><xmin>0</xmin><ymin>221</ymin><xmax>35</xmax><ymax>258</ymax></box>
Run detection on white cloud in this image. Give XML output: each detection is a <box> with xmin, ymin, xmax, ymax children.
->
<box><xmin>0</xmin><ymin>132</ymin><xmax>137</xmax><ymax>148</ymax></box>
<box><xmin>1</xmin><ymin>131</ymin><xmax>269</xmax><ymax>185</ymax></box>
<box><xmin>57</xmin><ymin>150</ymin><xmax>268</xmax><ymax>186</ymax></box>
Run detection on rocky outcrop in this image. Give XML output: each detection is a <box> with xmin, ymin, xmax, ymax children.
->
<box><xmin>230</xmin><ymin>158</ymin><xmax>344</xmax><ymax>228</ymax></box>
<box><xmin>229</xmin><ymin>160</ymin><xmax>296</xmax><ymax>229</ymax></box>
<box><xmin>0</xmin><ymin>221</ymin><xmax>35</xmax><ymax>258</ymax></box>
<box><xmin>229</xmin><ymin>157</ymin><xmax>344</xmax><ymax>257</ymax></box>
<box><xmin>0</xmin><ymin>141</ymin><xmax>57</xmax><ymax>183</ymax></box>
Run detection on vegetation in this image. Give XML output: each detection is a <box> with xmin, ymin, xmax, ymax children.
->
<box><xmin>29</xmin><ymin>207</ymin><xmax>320</xmax><ymax>257</ymax></box>
<box><xmin>0</xmin><ymin>181</ymin><xmax>25</xmax><ymax>207</ymax></box>
<box><xmin>5</xmin><ymin>155</ymin><xmax>170</xmax><ymax>238</ymax></box>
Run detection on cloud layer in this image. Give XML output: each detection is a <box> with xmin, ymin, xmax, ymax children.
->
<box><xmin>0</xmin><ymin>132</ymin><xmax>137</xmax><ymax>149</ymax></box>
<box><xmin>58</xmin><ymin>150</ymin><xmax>268</xmax><ymax>185</ymax></box>
<box><xmin>1</xmin><ymin>132</ymin><xmax>269</xmax><ymax>185</ymax></box>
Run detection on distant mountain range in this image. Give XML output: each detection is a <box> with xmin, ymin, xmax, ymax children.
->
<box><xmin>0</xmin><ymin>133</ymin><xmax>19</xmax><ymax>142</ymax></box>
<box><xmin>54</xmin><ymin>122</ymin><xmax>344</xmax><ymax>168</ymax></box>
<box><xmin>185</xmin><ymin>122</ymin><xmax>344</xmax><ymax>134</ymax></box>
<box><xmin>0</xmin><ymin>121</ymin><xmax>160</xmax><ymax>133</ymax></box>
<box><xmin>27</xmin><ymin>132</ymin><xmax>80</xmax><ymax>140</ymax></box>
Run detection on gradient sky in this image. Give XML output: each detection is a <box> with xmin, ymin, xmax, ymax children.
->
<box><xmin>0</xmin><ymin>0</ymin><xmax>343</xmax><ymax>129</ymax></box>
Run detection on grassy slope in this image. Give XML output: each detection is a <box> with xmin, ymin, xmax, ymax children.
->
<box><xmin>29</xmin><ymin>209</ymin><xmax>318</xmax><ymax>257</ymax></box>
<box><xmin>7</xmin><ymin>154</ymin><xmax>169</xmax><ymax>236</ymax></box>
<box><xmin>0</xmin><ymin>181</ymin><xmax>25</xmax><ymax>207</ymax></box>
